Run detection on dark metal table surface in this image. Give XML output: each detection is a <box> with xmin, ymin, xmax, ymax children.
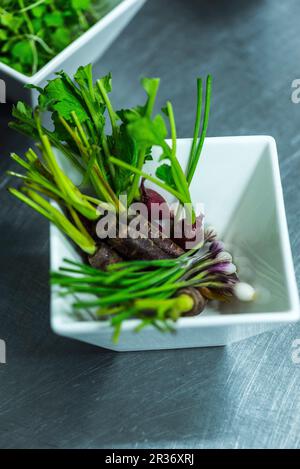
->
<box><xmin>1</xmin><ymin>0</ymin><xmax>300</xmax><ymax>449</ymax></box>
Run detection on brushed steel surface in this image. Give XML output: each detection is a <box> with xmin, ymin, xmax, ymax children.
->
<box><xmin>0</xmin><ymin>0</ymin><xmax>300</xmax><ymax>449</ymax></box>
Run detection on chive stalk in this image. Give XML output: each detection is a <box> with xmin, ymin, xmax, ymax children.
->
<box><xmin>187</xmin><ymin>75</ymin><xmax>212</xmax><ymax>185</ymax></box>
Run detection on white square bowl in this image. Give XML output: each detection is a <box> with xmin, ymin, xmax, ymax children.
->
<box><xmin>50</xmin><ymin>136</ymin><xmax>300</xmax><ymax>351</ymax></box>
<box><xmin>0</xmin><ymin>0</ymin><xmax>146</xmax><ymax>105</ymax></box>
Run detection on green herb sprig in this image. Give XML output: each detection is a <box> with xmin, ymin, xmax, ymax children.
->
<box><xmin>52</xmin><ymin>242</ymin><xmax>237</xmax><ymax>342</ymax></box>
<box><xmin>9</xmin><ymin>65</ymin><xmax>212</xmax><ymax>227</ymax></box>
<box><xmin>5</xmin><ymin>65</ymin><xmax>244</xmax><ymax>342</ymax></box>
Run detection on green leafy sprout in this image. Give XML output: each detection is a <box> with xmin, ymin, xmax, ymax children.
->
<box><xmin>7</xmin><ymin>65</ymin><xmax>215</xmax><ymax>339</ymax></box>
<box><xmin>52</xmin><ymin>245</ymin><xmax>234</xmax><ymax>343</ymax></box>
<box><xmin>0</xmin><ymin>0</ymin><xmax>122</xmax><ymax>76</ymax></box>
<box><xmin>8</xmin><ymin>65</ymin><xmax>212</xmax><ymax>249</ymax></box>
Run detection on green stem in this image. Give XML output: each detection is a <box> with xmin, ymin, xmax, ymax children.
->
<box><xmin>134</xmin><ymin>294</ymin><xmax>194</xmax><ymax>317</ymax></box>
<box><xmin>166</xmin><ymin>101</ymin><xmax>194</xmax><ymax>223</ymax></box>
<box><xmin>187</xmin><ymin>75</ymin><xmax>212</xmax><ymax>185</ymax></box>
<box><xmin>69</xmin><ymin>207</ymin><xmax>92</xmax><ymax>239</ymax></box>
<box><xmin>19</xmin><ymin>0</ymin><xmax>46</xmax><ymax>12</ymax></box>
<box><xmin>167</xmin><ymin>101</ymin><xmax>177</xmax><ymax>158</ymax></box>
<box><xmin>39</xmin><ymin>132</ymin><xmax>99</xmax><ymax>220</ymax></box>
<box><xmin>71</xmin><ymin>111</ymin><xmax>90</xmax><ymax>148</ymax></box>
<box><xmin>188</xmin><ymin>78</ymin><xmax>203</xmax><ymax>171</ymax></box>
<box><xmin>145</xmin><ymin>78</ymin><xmax>160</xmax><ymax>117</ymax></box>
<box><xmin>73</xmin><ymin>282</ymin><xmax>190</xmax><ymax>308</ymax></box>
<box><xmin>9</xmin><ymin>188</ymin><xmax>96</xmax><ymax>254</ymax></box>
<box><xmin>127</xmin><ymin>148</ymin><xmax>145</xmax><ymax>205</ymax></box>
<box><xmin>101</xmin><ymin>134</ymin><xmax>116</xmax><ymax>185</ymax></box>
<box><xmin>77</xmin><ymin>10</ymin><xmax>89</xmax><ymax>31</ymax></box>
<box><xmin>25</xmin><ymin>34</ymin><xmax>54</xmax><ymax>55</ymax></box>
<box><xmin>109</xmin><ymin>156</ymin><xmax>186</xmax><ymax>204</ymax></box>
<box><xmin>29</xmin><ymin>40</ymin><xmax>38</xmax><ymax>75</ymax></box>
<box><xmin>97</xmin><ymin>80</ymin><xmax>117</xmax><ymax>139</ymax></box>
<box><xmin>58</xmin><ymin>115</ymin><xmax>115</xmax><ymax>204</ymax></box>
<box><xmin>18</xmin><ymin>0</ymin><xmax>34</xmax><ymax>34</ymax></box>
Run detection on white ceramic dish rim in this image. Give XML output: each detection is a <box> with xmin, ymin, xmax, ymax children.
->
<box><xmin>51</xmin><ymin>135</ymin><xmax>300</xmax><ymax>336</ymax></box>
<box><xmin>0</xmin><ymin>0</ymin><xmax>141</xmax><ymax>83</ymax></box>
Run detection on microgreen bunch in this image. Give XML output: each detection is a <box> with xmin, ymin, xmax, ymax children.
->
<box><xmin>7</xmin><ymin>65</ymin><xmax>237</xmax><ymax>340</ymax></box>
<box><xmin>9</xmin><ymin>65</ymin><xmax>212</xmax><ymax>229</ymax></box>
<box><xmin>51</xmin><ymin>238</ymin><xmax>238</xmax><ymax>342</ymax></box>
<box><xmin>0</xmin><ymin>0</ymin><xmax>121</xmax><ymax>75</ymax></box>
<box><xmin>8</xmin><ymin>139</ymin><xmax>100</xmax><ymax>254</ymax></box>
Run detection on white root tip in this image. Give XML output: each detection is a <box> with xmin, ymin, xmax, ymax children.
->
<box><xmin>205</xmin><ymin>225</ymin><xmax>218</xmax><ymax>240</ymax></box>
<box><xmin>225</xmin><ymin>263</ymin><xmax>237</xmax><ymax>275</ymax></box>
<box><xmin>234</xmin><ymin>282</ymin><xmax>256</xmax><ymax>302</ymax></box>
<box><xmin>216</xmin><ymin>251</ymin><xmax>233</xmax><ymax>263</ymax></box>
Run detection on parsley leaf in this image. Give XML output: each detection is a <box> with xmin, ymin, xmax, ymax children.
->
<box><xmin>156</xmin><ymin>163</ymin><xmax>176</xmax><ymax>189</ymax></box>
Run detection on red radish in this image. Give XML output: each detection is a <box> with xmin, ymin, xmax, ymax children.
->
<box><xmin>140</xmin><ymin>179</ymin><xmax>171</xmax><ymax>222</ymax></box>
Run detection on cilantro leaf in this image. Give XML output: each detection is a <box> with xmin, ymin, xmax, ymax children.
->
<box><xmin>52</xmin><ymin>28</ymin><xmax>71</xmax><ymax>49</ymax></box>
<box><xmin>156</xmin><ymin>164</ymin><xmax>176</xmax><ymax>189</ymax></box>
<box><xmin>44</xmin><ymin>12</ymin><xmax>64</xmax><ymax>28</ymax></box>
<box><xmin>38</xmin><ymin>76</ymin><xmax>89</xmax><ymax>123</ymax></box>
<box><xmin>127</xmin><ymin>114</ymin><xmax>168</xmax><ymax>148</ymax></box>
<box><xmin>71</xmin><ymin>0</ymin><xmax>91</xmax><ymax>10</ymax></box>
<box><xmin>0</xmin><ymin>9</ymin><xmax>23</xmax><ymax>31</ymax></box>
<box><xmin>12</xmin><ymin>41</ymin><xmax>33</xmax><ymax>65</ymax></box>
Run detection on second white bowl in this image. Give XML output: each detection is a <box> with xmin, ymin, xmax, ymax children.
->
<box><xmin>0</xmin><ymin>0</ymin><xmax>146</xmax><ymax>105</ymax></box>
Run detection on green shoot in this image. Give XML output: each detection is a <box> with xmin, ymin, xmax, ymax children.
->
<box><xmin>187</xmin><ymin>75</ymin><xmax>212</xmax><ymax>185</ymax></box>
